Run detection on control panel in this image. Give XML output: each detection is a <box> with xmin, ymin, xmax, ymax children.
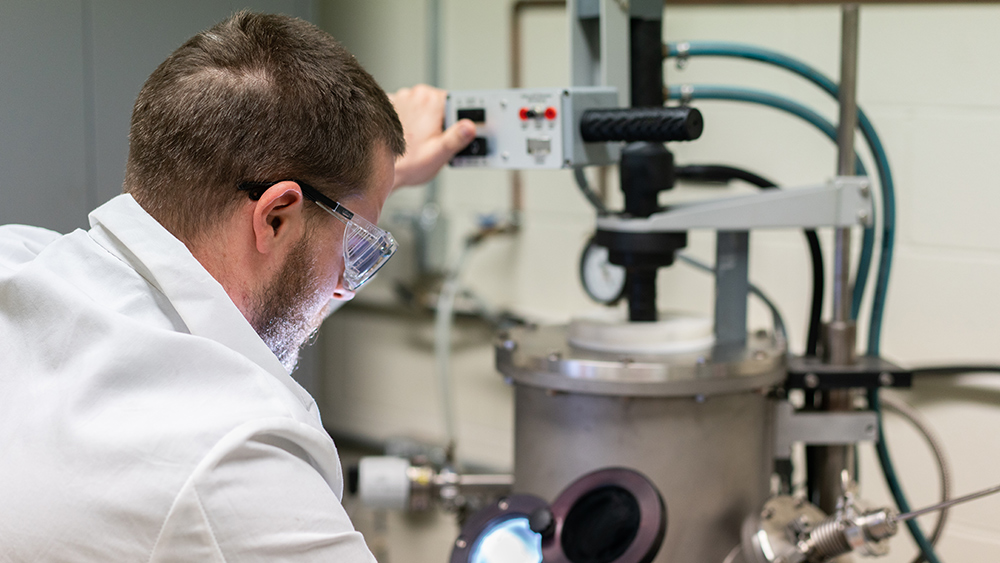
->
<box><xmin>445</xmin><ymin>87</ymin><xmax>620</xmax><ymax>169</ymax></box>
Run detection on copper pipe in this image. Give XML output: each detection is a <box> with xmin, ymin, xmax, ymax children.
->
<box><xmin>510</xmin><ymin>1</ymin><xmax>566</xmax><ymax>218</ymax></box>
<box><xmin>511</xmin><ymin>1</ymin><xmax>566</xmax><ymax>89</ymax></box>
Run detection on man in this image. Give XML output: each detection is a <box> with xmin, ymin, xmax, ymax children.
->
<box><xmin>0</xmin><ymin>12</ymin><xmax>473</xmax><ymax>562</ymax></box>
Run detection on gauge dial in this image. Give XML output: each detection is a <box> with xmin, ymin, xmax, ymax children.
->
<box><xmin>579</xmin><ymin>237</ymin><xmax>626</xmax><ymax>305</ymax></box>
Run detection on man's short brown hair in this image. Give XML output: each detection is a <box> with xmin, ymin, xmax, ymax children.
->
<box><xmin>124</xmin><ymin>11</ymin><xmax>405</xmax><ymax>242</ymax></box>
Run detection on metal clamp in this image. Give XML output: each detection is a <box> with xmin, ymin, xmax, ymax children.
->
<box><xmin>675</xmin><ymin>41</ymin><xmax>691</xmax><ymax>70</ymax></box>
<box><xmin>773</xmin><ymin>401</ymin><xmax>878</xmax><ymax>459</ymax></box>
<box><xmin>679</xmin><ymin>83</ymin><xmax>694</xmax><ymax>106</ymax></box>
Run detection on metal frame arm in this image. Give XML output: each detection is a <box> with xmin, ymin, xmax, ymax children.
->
<box><xmin>595</xmin><ymin>176</ymin><xmax>872</xmax><ymax>232</ymax></box>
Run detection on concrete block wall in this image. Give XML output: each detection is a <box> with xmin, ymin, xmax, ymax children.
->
<box><xmin>319</xmin><ymin>2</ymin><xmax>1000</xmax><ymax>562</ymax></box>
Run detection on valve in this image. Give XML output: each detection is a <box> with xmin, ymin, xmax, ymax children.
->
<box><xmin>742</xmin><ymin>479</ymin><xmax>1000</xmax><ymax>563</ymax></box>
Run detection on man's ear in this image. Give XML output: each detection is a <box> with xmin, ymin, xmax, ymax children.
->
<box><xmin>251</xmin><ymin>181</ymin><xmax>306</xmax><ymax>255</ymax></box>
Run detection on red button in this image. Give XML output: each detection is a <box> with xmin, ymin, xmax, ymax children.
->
<box><xmin>519</xmin><ymin>107</ymin><xmax>530</xmax><ymax>120</ymax></box>
<box><xmin>544</xmin><ymin>107</ymin><xmax>557</xmax><ymax>120</ymax></box>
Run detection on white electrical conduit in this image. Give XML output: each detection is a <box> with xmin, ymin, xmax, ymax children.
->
<box><xmin>880</xmin><ymin>391</ymin><xmax>953</xmax><ymax>562</ymax></box>
<box><xmin>434</xmin><ymin>239</ymin><xmax>478</xmax><ymax>470</ymax></box>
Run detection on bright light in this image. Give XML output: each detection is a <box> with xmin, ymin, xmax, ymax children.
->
<box><xmin>469</xmin><ymin>517</ymin><xmax>543</xmax><ymax>563</ymax></box>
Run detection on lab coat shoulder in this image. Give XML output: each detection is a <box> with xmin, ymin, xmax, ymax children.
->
<box><xmin>0</xmin><ymin>196</ymin><xmax>372</xmax><ymax>561</ymax></box>
<box><xmin>151</xmin><ymin>417</ymin><xmax>374</xmax><ymax>563</ymax></box>
<box><xmin>0</xmin><ymin>276</ymin><xmax>356</xmax><ymax>559</ymax></box>
<box><xmin>0</xmin><ymin>223</ymin><xmax>63</xmax><ymax>275</ymax></box>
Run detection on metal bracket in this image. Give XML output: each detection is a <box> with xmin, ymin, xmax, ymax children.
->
<box><xmin>595</xmin><ymin>176</ymin><xmax>873</xmax><ymax>232</ymax></box>
<box><xmin>774</xmin><ymin>401</ymin><xmax>879</xmax><ymax>459</ymax></box>
<box><xmin>786</xmin><ymin>355</ymin><xmax>912</xmax><ymax>390</ymax></box>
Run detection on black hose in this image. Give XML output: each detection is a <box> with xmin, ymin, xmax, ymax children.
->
<box><xmin>675</xmin><ymin>165</ymin><xmax>824</xmax><ymax>356</ymax></box>
<box><xmin>911</xmin><ymin>365</ymin><xmax>1000</xmax><ymax>377</ymax></box>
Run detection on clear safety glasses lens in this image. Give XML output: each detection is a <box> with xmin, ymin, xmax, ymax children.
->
<box><xmin>235</xmin><ymin>180</ymin><xmax>397</xmax><ymax>291</ymax></box>
<box><xmin>340</xmin><ymin>213</ymin><xmax>397</xmax><ymax>291</ymax></box>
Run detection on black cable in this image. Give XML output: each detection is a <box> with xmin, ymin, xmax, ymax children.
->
<box><xmin>675</xmin><ymin>164</ymin><xmax>772</xmax><ymax>188</ymax></box>
<box><xmin>675</xmin><ymin>164</ymin><xmax>824</xmax><ymax>356</ymax></box>
<box><xmin>911</xmin><ymin>365</ymin><xmax>1000</xmax><ymax>377</ymax></box>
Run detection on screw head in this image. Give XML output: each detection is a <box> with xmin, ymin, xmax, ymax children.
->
<box><xmin>456</xmin><ymin>539</ymin><xmax>467</xmax><ymax>549</ymax></box>
<box><xmin>498</xmin><ymin>500</ymin><xmax>510</xmax><ymax>510</ymax></box>
<box><xmin>879</xmin><ymin>372</ymin><xmax>894</xmax><ymax>386</ymax></box>
<box><xmin>804</xmin><ymin>373</ymin><xmax>820</xmax><ymax>389</ymax></box>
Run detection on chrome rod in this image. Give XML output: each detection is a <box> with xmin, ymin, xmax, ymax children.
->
<box><xmin>896</xmin><ymin>482</ymin><xmax>1000</xmax><ymax>522</ymax></box>
<box><xmin>831</xmin><ymin>3</ymin><xmax>859</xmax><ymax>331</ymax></box>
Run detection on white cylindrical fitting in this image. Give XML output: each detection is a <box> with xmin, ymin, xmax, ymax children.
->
<box><xmin>358</xmin><ymin>456</ymin><xmax>411</xmax><ymax>510</ymax></box>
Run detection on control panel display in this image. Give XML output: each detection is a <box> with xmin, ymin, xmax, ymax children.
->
<box><xmin>445</xmin><ymin>87</ymin><xmax>620</xmax><ymax>170</ymax></box>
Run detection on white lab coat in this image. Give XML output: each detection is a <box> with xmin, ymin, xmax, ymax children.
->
<box><xmin>0</xmin><ymin>195</ymin><xmax>375</xmax><ymax>562</ymax></box>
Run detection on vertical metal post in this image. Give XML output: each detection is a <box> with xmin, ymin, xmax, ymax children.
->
<box><xmin>715</xmin><ymin>231</ymin><xmax>750</xmax><ymax>349</ymax></box>
<box><xmin>569</xmin><ymin>0</ymin><xmax>631</xmax><ymax>107</ymax></box>
<box><xmin>826</xmin><ymin>3</ymin><xmax>859</xmax><ymax>366</ymax></box>
<box><xmin>415</xmin><ymin>0</ymin><xmax>444</xmax><ymax>275</ymax></box>
<box><xmin>814</xmin><ymin>3</ymin><xmax>861</xmax><ymax>515</ymax></box>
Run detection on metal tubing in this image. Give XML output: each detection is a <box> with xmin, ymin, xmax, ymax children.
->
<box><xmin>836</xmin><ymin>5</ymin><xmax>860</xmax><ymax>179</ymax></box>
<box><xmin>896</xmin><ymin>482</ymin><xmax>1000</xmax><ymax>522</ymax></box>
<box><xmin>813</xmin><ymin>390</ymin><xmax>855</xmax><ymax>513</ymax></box>
<box><xmin>815</xmin><ymin>4</ymin><xmax>861</xmax><ymax>515</ymax></box>
<box><xmin>831</xmin><ymin>3</ymin><xmax>859</xmax><ymax>342</ymax></box>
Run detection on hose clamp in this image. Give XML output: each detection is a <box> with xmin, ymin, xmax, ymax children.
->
<box><xmin>675</xmin><ymin>41</ymin><xmax>691</xmax><ymax>70</ymax></box>
<box><xmin>680</xmin><ymin>84</ymin><xmax>695</xmax><ymax>106</ymax></box>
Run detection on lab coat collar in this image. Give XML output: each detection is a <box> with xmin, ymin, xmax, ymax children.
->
<box><xmin>87</xmin><ymin>194</ymin><xmax>320</xmax><ymax>417</ymax></box>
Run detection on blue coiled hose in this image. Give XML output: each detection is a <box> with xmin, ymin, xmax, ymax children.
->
<box><xmin>666</xmin><ymin>42</ymin><xmax>932</xmax><ymax>563</ymax></box>
<box><xmin>666</xmin><ymin>41</ymin><xmax>895</xmax><ymax>356</ymax></box>
<box><xmin>664</xmin><ymin>84</ymin><xmax>876</xmax><ymax>343</ymax></box>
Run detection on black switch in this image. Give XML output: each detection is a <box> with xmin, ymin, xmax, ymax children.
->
<box><xmin>457</xmin><ymin>136</ymin><xmax>488</xmax><ymax>157</ymax></box>
<box><xmin>457</xmin><ymin>108</ymin><xmax>486</xmax><ymax>123</ymax></box>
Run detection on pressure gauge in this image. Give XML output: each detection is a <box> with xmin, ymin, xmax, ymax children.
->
<box><xmin>579</xmin><ymin>237</ymin><xmax>626</xmax><ymax>305</ymax></box>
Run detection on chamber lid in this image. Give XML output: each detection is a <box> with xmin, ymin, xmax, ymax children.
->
<box><xmin>568</xmin><ymin>310</ymin><xmax>714</xmax><ymax>355</ymax></box>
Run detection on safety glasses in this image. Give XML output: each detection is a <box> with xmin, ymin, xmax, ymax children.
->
<box><xmin>237</xmin><ymin>180</ymin><xmax>397</xmax><ymax>291</ymax></box>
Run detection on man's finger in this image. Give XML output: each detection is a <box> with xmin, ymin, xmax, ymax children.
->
<box><xmin>440</xmin><ymin>119</ymin><xmax>477</xmax><ymax>154</ymax></box>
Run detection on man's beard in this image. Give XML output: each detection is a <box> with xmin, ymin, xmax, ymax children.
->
<box><xmin>249</xmin><ymin>237</ymin><xmax>334</xmax><ymax>372</ymax></box>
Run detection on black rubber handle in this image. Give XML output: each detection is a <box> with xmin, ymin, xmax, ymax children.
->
<box><xmin>580</xmin><ymin>106</ymin><xmax>703</xmax><ymax>143</ymax></box>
